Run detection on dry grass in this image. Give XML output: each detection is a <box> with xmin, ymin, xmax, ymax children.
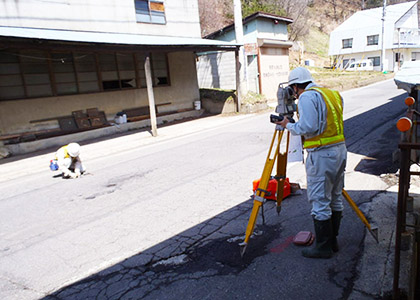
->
<box><xmin>308</xmin><ymin>67</ymin><xmax>395</xmax><ymax>92</ymax></box>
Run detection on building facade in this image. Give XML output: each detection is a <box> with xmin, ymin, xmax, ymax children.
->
<box><xmin>329</xmin><ymin>1</ymin><xmax>419</xmax><ymax>72</ymax></box>
<box><xmin>0</xmin><ymin>0</ymin><xmax>237</xmax><ymax>150</ymax></box>
<box><xmin>197</xmin><ymin>12</ymin><xmax>293</xmax><ymax>100</ymax></box>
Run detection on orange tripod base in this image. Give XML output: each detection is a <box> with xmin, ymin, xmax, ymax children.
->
<box><xmin>252</xmin><ymin>177</ymin><xmax>291</xmax><ymax>200</ymax></box>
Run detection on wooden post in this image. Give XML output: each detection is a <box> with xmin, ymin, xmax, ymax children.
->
<box><xmin>235</xmin><ymin>48</ymin><xmax>241</xmax><ymax>112</ymax></box>
<box><xmin>144</xmin><ymin>54</ymin><xmax>158</xmax><ymax>137</ymax></box>
<box><xmin>234</xmin><ymin>0</ymin><xmax>247</xmax><ymax>103</ymax></box>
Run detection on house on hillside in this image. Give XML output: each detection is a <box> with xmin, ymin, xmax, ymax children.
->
<box><xmin>197</xmin><ymin>12</ymin><xmax>293</xmax><ymax>100</ymax></box>
<box><xmin>0</xmin><ymin>0</ymin><xmax>238</xmax><ymax>153</ymax></box>
<box><xmin>329</xmin><ymin>1</ymin><xmax>419</xmax><ymax>71</ymax></box>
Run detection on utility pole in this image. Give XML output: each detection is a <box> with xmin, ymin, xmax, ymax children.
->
<box><xmin>233</xmin><ymin>0</ymin><xmax>246</xmax><ymax>112</ymax></box>
<box><xmin>381</xmin><ymin>0</ymin><xmax>386</xmax><ymax>72</ymax></box>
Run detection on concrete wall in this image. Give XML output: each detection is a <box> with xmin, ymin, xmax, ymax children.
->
<box><xmin>256</xmin><ymin>18</ymin><xmax>288</xmax><ymax>40</ymax></box>
<box><xmin>209</xmin><ymin>18</ymin><xmax>289</xmax><ymax>44</ymax></box>
<box><xmin>0</xmin><ymin>0</ymin><xmax>201</xmax><ymax>38</ymax></box>
<box><xmin>196</xmin><ymin>52</ymin><xmax>236</xmax><ymax>90</ymax></box>
<box><xmin>259</xmin><ymin>47</ymin><xmax>289</xmax><ymax>100</ymax></box>
<box><xmin>197</xmin><ymin>47</ymin><xmax>289</xmax><ymax>100</ymax></box>
<box><xmin>198</xmin><ymin>17</ymin><xmax>291</xmax><ymax>100</ymax></box>
<box><xmin>0</xmin><ymin>51</ymin><xmax>199</xmax><ymax>135</ymax></box>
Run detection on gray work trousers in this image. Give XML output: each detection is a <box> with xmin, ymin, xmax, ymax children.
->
<box><xmin>305</xmin><ymin>143</ymin><xmax>347</xmax><ymax>221</ymax></box>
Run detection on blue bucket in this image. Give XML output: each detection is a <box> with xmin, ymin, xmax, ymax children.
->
<box><xmin>50</xmin><ymin>160</ymin><xmax>59</xmax><ymax>171</ymax></box>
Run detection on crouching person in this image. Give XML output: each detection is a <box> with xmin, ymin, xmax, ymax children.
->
<box><xmin>51</xmin><ymin>143</ymin><xmax>86</xmax><ymax>179</ymax></box>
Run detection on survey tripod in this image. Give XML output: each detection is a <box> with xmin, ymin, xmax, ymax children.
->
<box><xmin>239</xmin><ymin>119</ymin><xmax>379</xmax><ymax>257</ymax></box>
<box><xmin>239</xmin><ymin>123</ymin><xmax>291</xmax><ymax>257</ymax></box>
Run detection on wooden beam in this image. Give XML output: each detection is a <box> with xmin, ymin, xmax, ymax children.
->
<box><xmin>144</xmin><ymin>54</ymin><xmax>158</xmax><ymax>137</ymax></box>
<box><xmin>235</xmin><ymin>49</ymin><xmax>241</xmax><ymax>112</ymax></box>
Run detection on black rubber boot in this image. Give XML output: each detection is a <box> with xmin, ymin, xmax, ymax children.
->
<box><xmin>331</xmin><ymin>211</ymin><xmax>342</xmax><ymax>252</ymax></box>
<box><xmin>302</xmin><ymin>219</ymin><xmax>333</xmax><ymax>259</ymax></box>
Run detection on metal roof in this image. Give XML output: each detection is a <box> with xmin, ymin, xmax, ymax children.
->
<box><xmin>0</xmin><ymin>26</ymin><xmax>240</xmax><ymax>50</ymax></box>
<box><xmin>331</xmin><ymin>1</ymin><xmax>417</xmax><ymax>32</ymax></box>
<box><xmin>205</xmin><ymin>11</ymin><xmax>293</xmax><ymax>40</ymax></box>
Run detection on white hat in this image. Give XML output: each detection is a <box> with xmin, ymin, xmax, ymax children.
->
<box><xmin>288</xmin><ymin>67</ymin><xmax>314</xmax><ymax>85</ymax></box>
<box><xmin>67</xmin><ymin>143</ymin><xmax>81</xmax><ymax>157</ymax></box>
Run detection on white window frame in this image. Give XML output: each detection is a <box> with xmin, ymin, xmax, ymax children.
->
<box><xmin>135</xmin><ymin>0</ymin><xmax>166</xmax><ymax>24</ymax></box>
<box><xmin>342</xmin><ymin>38</ymin><xmax>353</xmax><ymax>49</ymax></box>
<box><xmin>367</xmin><ymin>35</ymin><xmax>379</xmax><ymax>46</ymax></box>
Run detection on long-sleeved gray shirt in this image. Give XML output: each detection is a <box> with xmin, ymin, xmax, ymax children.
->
<box><xmin>286</xmin><ymin>82</ymin><xmax>344</xmax><ymax>151</ymax></box>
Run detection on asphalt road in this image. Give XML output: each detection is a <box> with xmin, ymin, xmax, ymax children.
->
<box><xmin>0</xmin><ymin>79</ymin><xmax>409</xmax><ymax>299</ymax></box>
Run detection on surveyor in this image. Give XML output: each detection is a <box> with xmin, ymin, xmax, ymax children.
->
<box><xmin>277</xmin><ymin>67</ymin><xmax>347</xmax><ymax>259</ymax></box>
<box><xmin>51</xmin><ymin>142</ymin><xmax>86</xmax><ymax>179</ymax></box>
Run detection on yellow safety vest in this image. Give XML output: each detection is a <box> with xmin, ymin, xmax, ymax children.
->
<box><xmin>55</xmin><ymin>145</ymin><xmax>71</xmax><ymax>160</ymax></box>
<box><xmin>302</xmin><ymin>87</ymin><xmax>345</xmax><ymax>149</ymax></box>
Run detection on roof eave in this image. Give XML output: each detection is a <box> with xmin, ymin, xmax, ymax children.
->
<box><xmin>204</xmin><ymin>11</ymin><xmax>293</xmax><ymax>40</ymax></box>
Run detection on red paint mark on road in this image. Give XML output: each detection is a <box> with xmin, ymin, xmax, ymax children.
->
<box><xmin>270</xmin><ymin>236</ymin><xmax>294</xmax><ymax>253</ymax></box>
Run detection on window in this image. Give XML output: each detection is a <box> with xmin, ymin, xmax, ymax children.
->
<box><xmin>135</xmin><ymin>0</ymin><xmax>166</xmax><ymax>24</ymax></box>
<box><xmin>367</xmin><ymin>35</ymin><xmax>379</xmax><ymax>46</ymax></box>
<box><xmin>135</xmin><ymin>52</ymin><xmax>169</xmax><ymax>87</ymax></box>
<box><xmin>117</xmin><ymin>53</ymin><xmax>137</xmax><ymax>89</ymax></box>
<box><xmin>74</xmin><ymin>53</ymin><xmax>100</xmax><ymax>93</ymax></box>
<box><xmin>342</xmin><ymin>38</ymin><xmax>353</xmax><ymax>49</ymax></box>
<box><xmin>0</xmin><ymin>49</ymin><xmax>170</xmax><ymax>101</ymax></box>
<box><xmin>51</xmin><ymin>52</ymin><xmax>78</xmax><ymax>95</ymax></box>
<box><xmin>151</xmin><ymin>53</ymin><xmax>169</xmax><ymax>85</ymax></box>
<box><xmin>412</xmin><ymin>52</ymin><xmax>420</xmax><ymax>61</ymax></box>
<box><xmin>20</xmin><ymin>50</ymin><xmax>53</xmax><ymax>98</ymax></box>
<box><xmin>368</xmin><ymin>56</ymin><xmax>380</xmax><ymax>66</ymax></box>
<box><xmin>0</xmin><ymin>51</ymin><xmax>25</xmax><ymax>100</ymax></box>
<box><xmin>342</xmin><ymin>59</ymin><xmax>350</xmax><ymax>68</ymax></box>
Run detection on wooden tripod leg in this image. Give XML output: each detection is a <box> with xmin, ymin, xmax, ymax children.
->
<box><xmin>240</xmin><ymin>130</ymin><xmax>283</xmax><ymax>257</ymax></box>
<box><xmin>342</xmin><ymin>189</ymin><xmax>379</xmax><ymax>243</ymax></box>
<box><xmin>275</xmin><ymin>131</ymin><xmax>290</xmax><ymax>214</ymax></box>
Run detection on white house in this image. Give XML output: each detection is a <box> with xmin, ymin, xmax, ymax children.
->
<box><xmin>0</xmin><ymin>0</ymin><xmax>238</xmax><ymax>153</ymax></box>
<box><xmin>197</xmin><ymin>12</ymin><xmax>293</xmax><ymax>100</ymax></box>
<box><xmin>329</xmin><ymin>1</ymin><xmax>419</xmax><ymax>72</ymax></box>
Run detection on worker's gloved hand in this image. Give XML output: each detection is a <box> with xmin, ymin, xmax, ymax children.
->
<box><xmin>74</xmin><ymin>170</ymin><xmax>81</xmax><ymax>178</ymax></box>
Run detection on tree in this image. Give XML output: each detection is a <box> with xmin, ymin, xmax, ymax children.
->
<box><xmin>240</xmin><ymin>0</ymin><xmax>286</xmax><ymax>17</ymax></box>
<box><xmin>237</xmin><ymin>0</ymin><xmax>312</xmax><ymax>41</ymax></box>
<box><xmin>198</xmin><ymin>0</ymin><xmax>232</xmax><ymax>37</ymax></box>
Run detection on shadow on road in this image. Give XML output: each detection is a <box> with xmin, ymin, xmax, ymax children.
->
<box><xmin>42</xmin><ymin>187</ymin><xmax>387</xmax><ymax>300</ymax></box>
<box><xmin>344</xmin><ymin>92</ymin><xmax>407</xmax><ymax>175</ymax></box>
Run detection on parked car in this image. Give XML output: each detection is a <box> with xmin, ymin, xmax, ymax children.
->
<box><xmin>346</xmin><ymin>59</ymin><xmax>374</xmax><ymax>71</ymax></box>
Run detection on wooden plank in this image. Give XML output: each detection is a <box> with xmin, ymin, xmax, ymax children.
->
<box><xmin>90</xmin><ymin>111</ymin><xmax>107</xmax><ymax>126</ymax></box>
<box><xmin>156</xmin><ymin>102</ymin><xmax>171</xmax><ymax>107</ymax></box>
<box><xmin>123</xmin><ymin>106</ymin><xmax>150</xmax><ymax>117</ymax></box>
<box><xmin>59</xmin><ymin>117</ymin><xmax>78</xmax><ymax>130</ymax></box>
<box><xmin>72</xmin><ymin>110</ymin><xmax>86</xmax><ymax>119</ymax></box>
<box><xmin>74</xmin><ymin>117</ymin><xmax>91</xmax><ymax>129</ymax></box>
<box><xmin>87</xmin><ymin>107</ymin><xmax>100</xmax><ymax>116</ymax></box>
<box><xmin>0</xmin><ymin>134</ymin><xmax>21</xmax><ymax>141</ymax></box>
<box><xmin>30</xmin><ymin>116</ymin><xmax>69</xmax><ymax>123</ymax></box>
<box><xmin>127</xmin><ymin>115</ymin><xmax>150</xmax><ymax>122</ymax></box>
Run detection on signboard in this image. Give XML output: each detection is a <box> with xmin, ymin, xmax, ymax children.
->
<box><xmin>244</xmin><ymin>43</ymin><xmax>258</xmax><ymax>55</ymax></box>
